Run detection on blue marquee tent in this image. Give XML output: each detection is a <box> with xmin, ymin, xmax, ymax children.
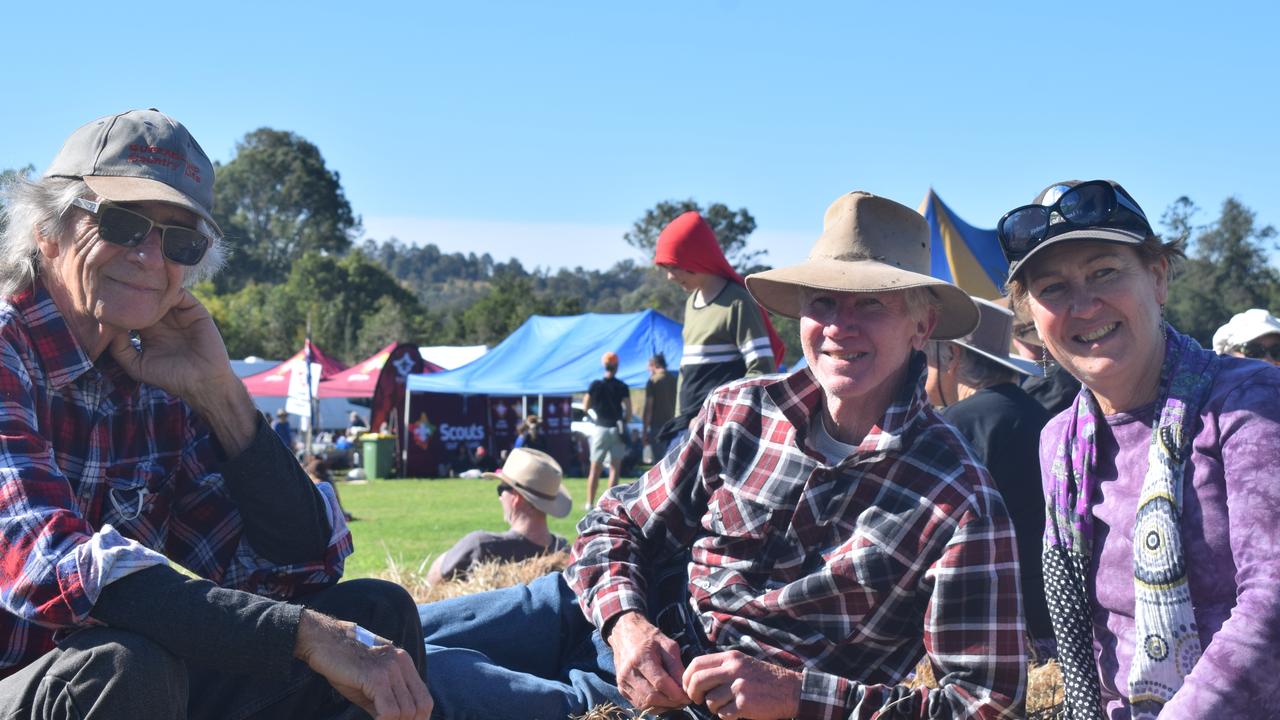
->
<box><xmin>406</xmin><ymin>310</ymin><xmax>683</xmax><ymax>396</ymax></box>
<box><xmin>918</xmin><ymin>189</ymin><xmax>1009</xmax><ymax>300</ymax></box>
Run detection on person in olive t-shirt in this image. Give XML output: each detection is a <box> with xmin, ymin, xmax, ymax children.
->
<box><xmin>652</xmin><ymin>211</ymin><xmax>784</xmax><ymax>450</ymax></box>
<box><xmin>642</xmin><ymin>353</ymin><xmax>677</xmax><ymax>462</ymax></box>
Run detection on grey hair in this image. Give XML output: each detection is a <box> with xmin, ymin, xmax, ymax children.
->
<box><xmin>0</xmin><ymin>174</ymin><xmax>225</xmax><ymax>297</ymax></box>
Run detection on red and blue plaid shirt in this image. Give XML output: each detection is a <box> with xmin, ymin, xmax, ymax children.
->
<box><xmin>0</xmin><ymin>283</ymin><xmax>352</xmax><ymax>677</ymax></box>
<box><xmin>567</xmin><ymin>357</ymin><xmax>1027</xmax><ymax>719</ymax></box>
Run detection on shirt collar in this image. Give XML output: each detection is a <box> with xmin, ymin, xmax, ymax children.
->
<box><xmin>13</xmin><ymin>280</ymin><xmax>138</xmax><ymax>393</ymax></box>
<box><xmin>768</xmin><ymin>350</ymin><xmax>932</xmax><ymax>459</ymax></box>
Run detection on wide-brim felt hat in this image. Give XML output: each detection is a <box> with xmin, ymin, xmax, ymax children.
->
<box><xmin>481</xmin><ymin>447</ymin><xmax>572</xmax><ymax>518</ymax></box>
<box><xmin>745</xmin><ymin>191</ymin><xmax>979</xmax><ymax>340</ymax></box>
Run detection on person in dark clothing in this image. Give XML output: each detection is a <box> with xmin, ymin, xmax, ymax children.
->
<box><xmin>926</xmin><ymin>297</ymin><xmax>1054</xmax><ymax>648</ymax></box>
<box><xmin>513</xmin><ymin>414</ymin><xmax>548</xmax><ymax>451</ymax></box>
<box><xmin>0</xmin><ymin>109</ymin><xmax>430</xmax><ymax>718</ymax></box>
<box><xmin>582</xmin><ymin>351</ymin><xmax>631</xmax><ymax>508</ymax></box>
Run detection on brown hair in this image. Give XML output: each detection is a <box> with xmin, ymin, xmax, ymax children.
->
<box><xmin>1004</xmin><ymin>233</ymin><xmax>1186</xmax><ymax>311</ymax></box>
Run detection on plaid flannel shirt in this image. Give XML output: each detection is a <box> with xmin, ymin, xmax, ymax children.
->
<box><xmin>0</xmin><ymin>283</ymin><xmax>352</xmax><ymax>677</ymax></box>
<box><xmin>567</xmin><ymin>355</ymin><xmax>1027</xmax><ymax>719</ymax></box>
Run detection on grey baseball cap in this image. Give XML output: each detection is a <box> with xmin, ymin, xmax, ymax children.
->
<box><xmin>44</xmin><ymin>109</ymin><xmax>222</xmax><ymax>238</ymax></box>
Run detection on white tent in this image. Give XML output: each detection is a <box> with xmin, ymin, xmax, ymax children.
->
<box><xmin>417</xmin><ymin>344</ymin><xmax>488</xmax><ymax>371</ymax></box>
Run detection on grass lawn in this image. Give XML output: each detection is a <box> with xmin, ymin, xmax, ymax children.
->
<box><xmin>337</xmin><ymin>476</ymin><xmax>603</xmax><ymax>579</ymax></box>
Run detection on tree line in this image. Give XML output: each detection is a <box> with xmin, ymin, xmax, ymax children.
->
<box><xmin>2</xmin><ymin>129</ymin><xmax>1276</xmax><ymax>365</ymax></box>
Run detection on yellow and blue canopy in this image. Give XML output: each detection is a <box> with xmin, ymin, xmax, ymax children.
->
<box><xmin>918</xmin><ymin>189</ymin><xmax>1008</xmax><ymax>300</ymax></box>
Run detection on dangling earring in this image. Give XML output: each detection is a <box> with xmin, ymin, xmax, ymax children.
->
<box><xmin>1040</xmin><ymin>344</ymin><xmax>1050</xmax><ymax>375</ymax></box>
<box><xmin>1159</xmin><ymin>304</ymin><xmax>1168</xmax><ymax>344</ymax></box>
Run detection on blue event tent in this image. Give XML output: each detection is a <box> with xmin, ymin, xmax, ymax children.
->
<box><xmin>405</xmin><ymin>310</ymin><xmax>683</xmax><ymax>396</ymax></box>
<box><xmin>918</xmin><ymin>190</ymin><xmax>1009</xmax><ymax>300</ymax></box>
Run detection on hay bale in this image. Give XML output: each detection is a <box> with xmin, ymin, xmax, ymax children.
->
<box><xmin>383</xmin><ymin>551</ymin><xmax>571</xmax><ymax>604</ymax></box>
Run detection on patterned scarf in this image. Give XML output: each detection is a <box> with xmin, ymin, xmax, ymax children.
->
<box><xmin>1042</xmin><ymin>326</ymin><xmax>1218</xmax><ymax>719</ymax></box>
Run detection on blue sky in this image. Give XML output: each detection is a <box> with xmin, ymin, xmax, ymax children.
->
<box><xmin>5</xmin><ymin>1</ymin><xmax>1276</xmax><ymax>272</ymax></box>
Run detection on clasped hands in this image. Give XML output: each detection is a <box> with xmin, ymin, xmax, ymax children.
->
<box><xmin>607</xmin><ymin>611</ymin><xmax>801</xmax><ymax>720</ymax></box>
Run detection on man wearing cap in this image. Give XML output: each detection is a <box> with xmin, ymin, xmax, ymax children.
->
<box><xmin>426</xmin><ymin>448</ymin><xmax>571</xmax><ymax>585</ymax></box>
<box><xmin>0</xmin><ymin>110</ymin><xmax>431</xmax><ymax>719</ymax></box>
<box><xmin>925</xmin><ymin>297</ymin><xmax>1054</xmax><ymax>647</ymax></box>
<box><xmin>642</xmin><ymin>352</ymin><xmax>676</xmax><ymax>462</ymax></box>
<box><xmin>416</xmin><ymin>191</ymin><xmax>1025</xmax><ymax>719</ymax></box>
<box><xmin>1212</xmin><ymin>307</ymin><xmax>1280</xmax><ymax>366</ymax></box>
<box><xmin>582</xmin><ymin>351</ymin><xmax>631</xmax><ymax>509</ymax></box>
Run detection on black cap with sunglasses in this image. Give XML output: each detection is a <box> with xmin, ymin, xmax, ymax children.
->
<box><xmin>44</xmin><ymin>109</ymin><xmax>221</xmax><ymax>267</ymax></box>
<box><xmin>998</xmin><ymin>179</ymin><xmax>1154</xmax><ymax>280</ymax></box>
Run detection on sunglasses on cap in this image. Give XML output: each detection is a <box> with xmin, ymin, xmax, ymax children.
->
<box><xmin>997</xmin><ymin>180</ymin><xmax>1152</xmax><ymax>263</ymax></box>
<box><xmin>70</xmin><ymin>197</ymin><xmax>215</xmax><ymax>266</ymax></box>
<box><xmin>1242</xmin><ymin>341</ymin><xmax>1280</xmax><ymax>362</ymax></box>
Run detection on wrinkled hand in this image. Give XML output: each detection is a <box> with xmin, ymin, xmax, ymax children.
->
<box><xmin>295</xmin><ymin>610</ymin><xmax>433</xmax><ymax>720</ymax></box>
<box><xmin>682</xmin><ymin>650</ymin><xmax>801</xmax><ymax>720</ymax></box>
<box><xmin>607</xmin><ymin>611</ymin><xmax>691</xmax><ymax>710</ymax></box>
<box><xmin>108</xmin><ymin>289</ymin><xmax>235</xmax><ymax>399</ymax></box>
<box><xmin>109</xmin><ymin>289</ymin><xmax>257</xmax><ymax>454</ymax></box>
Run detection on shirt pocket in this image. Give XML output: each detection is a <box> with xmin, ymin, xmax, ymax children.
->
<box><xmin>702</xmin><ymin>485</ymin><xmax>791</xmax><ymax>574</ymax></box>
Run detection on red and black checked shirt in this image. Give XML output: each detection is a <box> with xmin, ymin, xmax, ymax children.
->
<box><xmin>0</xmin><ymin>284</ymin><xmax>352</xmax><ymax>677</ymax></box>
<box><xmin>567</xmin><ymin>357</ymin><xmax>1027</xmax><ymax>719</ymax></box>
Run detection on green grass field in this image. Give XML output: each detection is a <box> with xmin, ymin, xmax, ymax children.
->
<box><xmin>336</xmin><ymin>477</ymin><xmax>600</xmax><ymax>578</ymax></box>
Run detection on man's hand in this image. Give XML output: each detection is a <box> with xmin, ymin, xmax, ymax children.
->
<box><xmin>294</xmin><ymin>609</ymin><xmax>433</xmax><ymax>720</ymax></box>
<box><xmin>109</xmin><ymin>290</ymin><xmax>257</xmax><ymax>454</ymax></box>
<box><xmin>682</xmin><ymin>650</ymin><xmax>801</xmax><ymax>720</ymax></box>
<box><xmin>607</xmin><ymin>611</ymin><xmax>691</xmax><ymax>710</ymax></box>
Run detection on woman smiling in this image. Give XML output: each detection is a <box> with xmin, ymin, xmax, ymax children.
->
<box><xmin>1001</xmin><ymin>180</ymin><xmax>1280</xmax><ymax>719</ymax></box>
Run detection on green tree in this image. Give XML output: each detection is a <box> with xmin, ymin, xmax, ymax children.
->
<box><xmin>623</xmin><ymin>199</ymin><xmax>765</xmax><ymax>273</ymax></box>
<box><xmin>1164</xmin><ymin>196</ymin><xmax>1279</xmax><ymax>346</ymax></box>
<box><xmin>212</xmin><ymin>129</ymin><xmax>358</xmax><ymax>290</ymax></box>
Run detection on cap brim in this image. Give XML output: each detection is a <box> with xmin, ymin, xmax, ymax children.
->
<box><xmin>1006</xmin><ymin>228</ymin><xmax>1144</xmax><ymax>281</ymax></box>
<box><xmin>952</xmin><ymin>341</ymin><xmax>1043</xmax><ymax>377</ymax></box>
<box><xmin>484</xmin><ymin>472</ymin><xmax>574</xmax><ymax>518</ymax></box>
<box><xmin>745</xmin><ymin>260</ymin><xmax>979</xmax><ymax>340</ymax></box>
<box><xmin>84</xmin><ymin>175</ymin><xmax>223</xmax><ymax>238</ymax></box>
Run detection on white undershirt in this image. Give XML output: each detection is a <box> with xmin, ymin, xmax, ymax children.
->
<box><xmin>807</xmin><ymin>411</ymin><xmax>858</xmax><ymax>465</ymax></box>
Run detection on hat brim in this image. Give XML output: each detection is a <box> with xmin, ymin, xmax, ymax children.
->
<box><xmin>482</xmin><ymin>472</ymin><xmax>573</xmax><ymax>518</ymax></box>
<box><xmin>952</xmin><ymin>340</ymin><xmax>1043</xmax><ymax>377</ymax></box>
<box><xmin>745</xmin><ymin>260</ymin><xmax>979</xmax><ymax>340</ymax></box>
<box><xmin>1005</xmin><ymin>228</ymin><xmax>1144</xmax><ymax>281</ymax></box>
<box><xmin>83</xmin><ymin>175</ymin><xmax>223</xmax><ymax>238</ymax></box>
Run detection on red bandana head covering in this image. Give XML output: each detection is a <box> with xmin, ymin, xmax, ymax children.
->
<box><xmin>654</xmin><ymin>211</ymin><xmax>786</xmax><ymax>368</ymax></box>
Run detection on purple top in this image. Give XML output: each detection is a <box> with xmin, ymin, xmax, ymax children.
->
<box><xmin>1040</xmin><ymin>357</ymin><xmax>1280</xmax><ymax>718</ymax></box>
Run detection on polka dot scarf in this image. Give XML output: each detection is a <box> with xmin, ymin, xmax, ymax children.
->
<box><xmin>1043</xmin><ymin>326</ymin><xmax>1218</xmax><ymax>719</ymax></box>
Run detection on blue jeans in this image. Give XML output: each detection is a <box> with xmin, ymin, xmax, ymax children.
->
<box><xmin>418</xmin><ymin>572</ymin><xmax>627</xmax><ymax>720</ymax></box>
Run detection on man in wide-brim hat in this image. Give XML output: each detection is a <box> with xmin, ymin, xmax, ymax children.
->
<box><xmin>414</xmin><ymin>191</ymin><xmax>1027</xmax><ymax>720</ymax></box>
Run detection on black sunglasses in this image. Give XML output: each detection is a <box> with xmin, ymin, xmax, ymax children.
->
<box><xmin>496</xmin><ymin>483</ymin><xmax>513</xmax><ymax>498</ymax></box>
<box><xmin>1242</xmin><ymin>342</ymin><xmax>1280</xmax><ymax>362</ymax></box>
<box><xmin>997</xmin><ymin>180</ymin><xmax>1152</xmax><ymax>263</ymax></box>
<box><xmin>70</xmin><ymin>197</ymin><xmax>214</xmax><ymax>266</ymax></box>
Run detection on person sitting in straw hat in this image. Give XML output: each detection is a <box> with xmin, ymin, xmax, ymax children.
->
<box><xmin>415</xmin><ymin>191</ymin><xmax>1025</xmax><ymax>719</ymax></box>
<box><xmin>426</xmin><ymin>448</ymin><xmax>572</xmax><ymax>585</ymax></box>
<box><xmin>1211</xmin><ymin>307</ymin><xmax>1280</xmax><ymax>366</ymax></box>
<box><xmin>925</xmin><ymin>296</ymin><xmax>1054</xmax><ymax>649</ymax></box>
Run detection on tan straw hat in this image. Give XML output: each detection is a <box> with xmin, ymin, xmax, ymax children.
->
<box><xmin>745</xmin><ymin>191</ymin><xmax>979</xmax><ymax>340</ymax></box>
<box><xmin>482</xmin><ymin>447</ymin><xmax>572</xmax><ymax>518</ymax></box>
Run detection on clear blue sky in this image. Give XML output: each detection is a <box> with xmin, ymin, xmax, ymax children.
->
<box><xmin>5</xmin><ymin>1</ymin><xmax>1276</xmax><ymax>272</ymax></box>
